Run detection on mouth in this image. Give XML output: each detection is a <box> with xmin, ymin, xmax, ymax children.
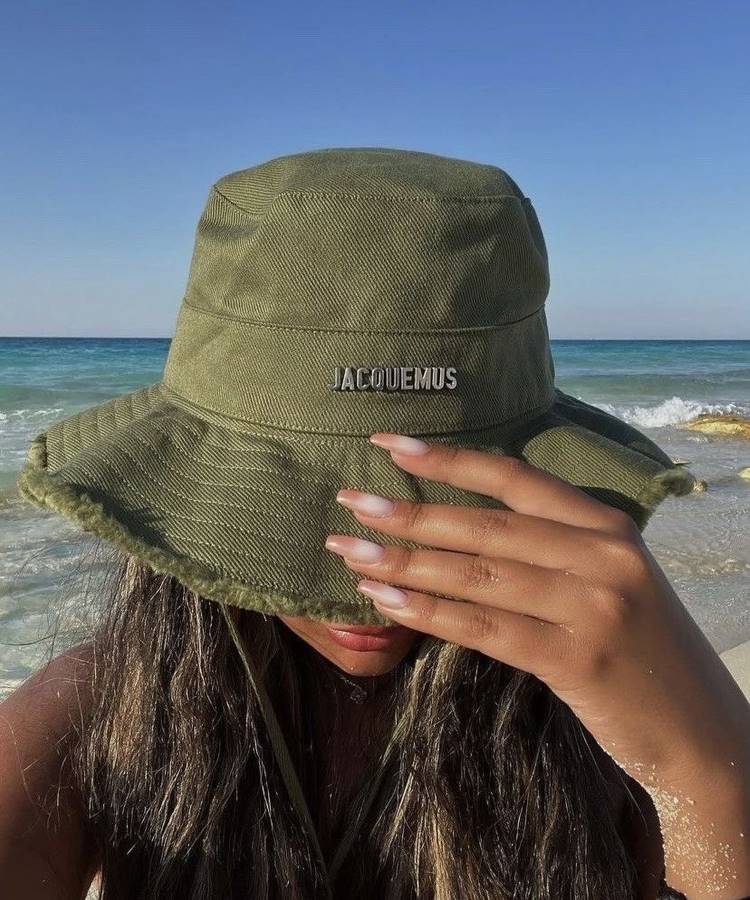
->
<box><xmin>323</xmin><ymin>622</ymin><xmax>409</xmax><ymax>652</ymax></box>
<box><xmin>326</xmin><ymin>624</ymin><xmax>398</xmax><ymax>635</ymax></box>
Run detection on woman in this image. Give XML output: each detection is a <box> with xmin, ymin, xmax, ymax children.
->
<box><xmin>2</xmin><ymin>147</ymin><xmax>749</xmax><ymax>899</ymax></box>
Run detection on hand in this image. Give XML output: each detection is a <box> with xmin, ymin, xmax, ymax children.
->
<box><xmin>325</xmin><ymin>432</ymin><xmax>750</xmax><ymax>898</ymax></box>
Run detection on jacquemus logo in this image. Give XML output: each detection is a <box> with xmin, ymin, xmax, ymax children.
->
<box><xmin>332</xmin><ymin>366</ymin><xmax>458</xmax><ymax>392</ymax></box>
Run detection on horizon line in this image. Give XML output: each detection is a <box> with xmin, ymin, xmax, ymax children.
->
<box><xmin>1</xmin><ymin>335</ymin><xmax>748</xmax><ymax>342</ymax></box>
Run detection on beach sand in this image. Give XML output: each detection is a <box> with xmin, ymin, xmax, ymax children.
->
<box><xmin>720</xmin><ymin>639</ymin><xmax>750</xmax><ymax>700</ymax></box>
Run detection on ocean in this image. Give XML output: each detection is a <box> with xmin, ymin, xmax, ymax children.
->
<box><xmin>1</xmin><ymin>338</ymin><xmax>749</xmax><ymax>697</ymax></box>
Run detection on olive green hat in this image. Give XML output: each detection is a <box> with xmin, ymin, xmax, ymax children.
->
<box><xmin>16</xmin><ymin>147</ymin><xmax>696</xmax><ymax>627</ymax></box>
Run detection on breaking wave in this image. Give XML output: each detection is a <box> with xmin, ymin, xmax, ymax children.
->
<box><xmin>594</xmin><ymin>397</ymin><xmax>750</xmax><ymax>428</ymax></box>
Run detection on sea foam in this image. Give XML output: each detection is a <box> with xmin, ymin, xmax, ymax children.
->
<box><xmin>594</xmin><ymin>397</ymin><xmax>749</xmax><ymax>429</ymax></box>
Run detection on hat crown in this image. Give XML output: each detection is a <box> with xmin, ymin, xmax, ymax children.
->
<box><xmin>215</xmin><ymin>146</ymin><xmax>524</xmax><ymax>205</ymax></box>
<box><xmin>163</xmin><ymin>148</ymin><xmax>556</xmax><ymax>435</ymax></box>
<box><xmin>182</xmin><ymin>147</ymin><xmax>549</xmax><ymax>331</ymax></box>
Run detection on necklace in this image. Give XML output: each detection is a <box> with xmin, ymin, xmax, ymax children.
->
<box><xmin>331</xmin><ymin>670</ymin><xmax>370</xmax><ymax>704</ymax></box>
<box><xmin>328</xmin><ymin>662</ymin><xmax>402</xmax><ymax>705</ymax></box>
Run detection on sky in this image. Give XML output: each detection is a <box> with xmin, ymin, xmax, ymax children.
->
<box><xmin>1</xmin><ymin>2</ymin><xmax>748</xmax><ymax>339</ymax></box>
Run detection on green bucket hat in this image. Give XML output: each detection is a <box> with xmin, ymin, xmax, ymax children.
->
<box><xmin>17</xmin><ymin>147</ymin><xmax>696</xmax><ymax>627</ymax></box>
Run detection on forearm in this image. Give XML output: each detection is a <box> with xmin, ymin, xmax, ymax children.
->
<box><xmin>648</xmin><ymin>765</ymin><xmax>750</xmax><ymax>899</ymax></box>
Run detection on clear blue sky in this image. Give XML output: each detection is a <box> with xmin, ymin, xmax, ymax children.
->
<box><xmin>2</xmin><ymin>2</ymin><xmax>748</xmax><ymax>339</ymax></box>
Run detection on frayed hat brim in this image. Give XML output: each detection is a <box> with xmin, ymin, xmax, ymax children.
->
<box><xmin>17</xmin><ymin>382</ymin><xmax>696</xmax><ymax>625</ymax></box>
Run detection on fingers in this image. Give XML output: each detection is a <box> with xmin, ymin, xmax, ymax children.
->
<box><xmin>369</xmin><ymin>433</ymin><xmax>638</xmax><ymax>537</ymax></box>
<box><xmin>337</xmin><ymin>492</ymin><xmax>611</xmax><ymax>574</ymax></box>
<box><xmin>325</xmin><ymin>536</ymin><xmax>584</xmax><ymax>625</ymax></box>
<box><xmin>354</xmin><ymin>579</ymin><xmax>570</xmax><ymax>678</ymax></box>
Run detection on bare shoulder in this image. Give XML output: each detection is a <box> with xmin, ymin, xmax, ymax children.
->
<box><xmin>1</xmin><ymin>641</ymin><xmax>94</xmax><ymax>732</ymax></box>
<box><xmin>0</xmin><ymin>642</ymin><xmax>98</xmax><ymax>899</ymax></box>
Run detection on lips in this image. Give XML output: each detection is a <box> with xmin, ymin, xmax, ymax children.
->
<box><xmin>327</xmin><ymin>624</ymin><xmax>399</xmax><ymax>635</ymax></box>
<box><xmin>324</xmin><ymin>622</ymin><xmax>408</xmax><ymax>652</ymax></box>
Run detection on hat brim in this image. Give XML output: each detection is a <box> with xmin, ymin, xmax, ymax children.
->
<box><xmin>16</xmin><ymin>382</ymin><xmax>696</xmax><ymax>625</ymax></box>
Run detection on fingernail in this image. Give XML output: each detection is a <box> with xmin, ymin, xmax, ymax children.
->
<box><xmin>325</xmin><ymin>535</ymin><xmax>385</xmax><ymax>563</ymax></box>
<box><xmin>336</xmin><ymin>489</ymin><xmax>395</xmax><ymax>517</ymax></box>
<box><xmin>357</xmin><ymin>580</ymin><xmax>410</xmax><ymax>608</ymax></box>
<box><xmin>369</xmin><ymin>433</ymin><xmax>430</xmax><ymax>455</ymax></box>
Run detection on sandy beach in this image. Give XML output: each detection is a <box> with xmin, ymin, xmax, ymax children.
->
<box><xmin>720</xmin><ymin>639</ymin><xmax>750</xmax><ymax>700</ymax></box>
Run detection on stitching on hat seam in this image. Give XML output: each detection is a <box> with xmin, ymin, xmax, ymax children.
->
<box><xmin>141</xmin><ymin>417</ymin><xmax>500</xmax><ymax>513</ymax></box>
<box><xmin>31</xmin><ymin>442</ymin><xmax>491</xmax><ymax>589</ymax></box>
<box><xmin>23</xmin><ymin>423</ymin><xmax>694</xmax><ymax>599</ymax></box>
<box><xmin>276</xmin><ymin>189</ymin><xmax>525</xmax><ymax>203</ymax></box>
<box><xmin>211</xmin><ymin>184</ymin><xmax>525</xmax><ymax>219</ymax></box>
<box><xmin>158</xmin><ymin>381</ymin><xmax>557</xmax><ymax>440</ymax></box>
<box><xmin>68</xmin><ymin>435</ymin><xmax>346</xmax><ymax>550</ymax></box>
<box><xmin>212</xmin><ymin>186</ymin><xmax>265</xmax><ymax>222</ymax></box>
<box><xmin>146</xmin><ymin>413</ymin><xmax>406</xmax><ymax>457</ymax></box>
<box><xmin>118</xmin><ymin>417</ymin><xmax>354</xmax><ymax>503</ymax></box>
<box><xmin>89</xmin><ymin>413</ymin><xmax>510</xmax><ymax>520</ymax></box>
<box><xmin>56</xmin><ymin>433</ymin><xmax>416</xmax><ymax>583</ymax></box>
<box><xmin>48</xmin><ymin>380</ymin><xmax>555</xmax><ymax>448</ymax></box>
<box><xmin>133</xmin><ymin>427</ymin><xmax>514</xmax><ymax>521</ymax></box>
<box><xmin>18</xmin><ymin>464</ymin><xmax>369</xmax><ymax>608</ymax></box>
<box><xmin>88</xmin><ymin>426</ymin><xmax>368</xmax><ymax>523</ymax></box>
<box><xmin>161</xmin><ymin>382</ymin><xmax>557</xmax><ymax>440</ymax></box>
<box><xmin>64</xmin><ymin>449</ymin><xmax>333</xmax><ymax>558</ymax></box>
<box><xmin>144</xmin><ymin>418</ymin><xmax>354</xmax><ymax>484</ymax></box>
<box><xmin>178</xmin><ymin>298</ymin><xmax>546</xmax><ymax>335</ymax></box>
<box><xmin>63</xmin><ymin>417</ymin><xmax>491</xmax><ymax>559</ymax></box>
<box><xmin>155</xmin><ymin>408</ymin><xmax>457</xmax><ymax>450</ymax></box>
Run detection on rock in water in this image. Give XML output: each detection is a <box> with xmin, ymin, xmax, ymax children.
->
<box><xmin>739</xmin><ymin>467</ymin><xmax>750</xmax><ymax>481</ymax></box>
<box><xmin>684</xmin><ymin>414</ymin><xmax>750</xmax><ymax>438</ymax></box>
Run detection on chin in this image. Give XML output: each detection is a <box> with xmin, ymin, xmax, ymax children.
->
<box><xmin>278</xmin><ymin>614</ymin><xmax>421</xmax><ymax>676</ymax></box>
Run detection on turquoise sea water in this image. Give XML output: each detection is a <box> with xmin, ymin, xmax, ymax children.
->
<box><xmin>1</xmin><ymin>338</ymin><xmax>749</xmax><ymax>695</ymax></box>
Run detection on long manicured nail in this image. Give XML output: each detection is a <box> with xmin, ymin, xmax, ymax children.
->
<box><xmin>336</xmin><ymin>489</ymin><xmax>395</xmax><ymax>517</ymax></box>
<box><xmin>357</xmin><ymin>580</ymin><xmax>410</xmax><ymax>608</ymax></box>
<box><xmin>369</xmin><ymin>432</ymin><xmax>430</xmax><ymax>455</ymax></box>
<box><xmin>324</xmin><ymin>535</ymin><xmax>385</xmax><ymax>563</ymax></box>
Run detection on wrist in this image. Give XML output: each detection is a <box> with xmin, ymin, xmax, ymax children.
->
<box><xmin>653</xmin><ymin>738</ymin><xmax>750</xmax><ymax>802</ymax></box>
<box><xmin>646</xmin><ymin>765</ymin><xmax>750</xmax><ymax>899</ymax></box>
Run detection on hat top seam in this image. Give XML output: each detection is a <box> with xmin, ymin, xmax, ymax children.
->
<box><xmin>211</xmin><ymin>184</ymin><xmax>526</xmax><ymax>220</ymax></box>
<box><xmin>274</xmin><ymin>188</ymin><xmax>525</xmax><ymax>203</ymax></box>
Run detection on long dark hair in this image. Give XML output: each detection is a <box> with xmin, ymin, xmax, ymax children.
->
<box><xmin>71</xmin><ymin>547</ymin><xmax>646</xmax><ymax>899</ymax></box>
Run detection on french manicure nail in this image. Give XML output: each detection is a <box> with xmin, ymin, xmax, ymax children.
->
<box><xmin>357</xmin><ymin>580</ymin><xmax>410</xmax><ymax>608</ymax></box>
<box><xmin>324</xmin><ymin>535</ymin><xmax>385</xmax><ymax>563</ymax></box>
<box><xmin>336</xmin><ymin>489</ymin><xmax>395</xmax><ymax>517</ymax></box>
<box><xmin>369</xmin><ymin>433</ymin><xmax>430</xmax><ymax>455</ymax></box>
